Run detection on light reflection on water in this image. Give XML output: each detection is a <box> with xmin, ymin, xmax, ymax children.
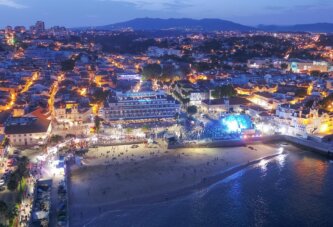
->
<box><xmin>276</xmin><ymin>154</ymin><xmax>287</xmax><ymax>168</ymax></box>
<box><xmin>88</xmin><ymin>148</ymin><xmax>333</xmax><ymax>227</ymax></box>
<box><xmin>257</xmin><ymin>158</ymin><xmax>270</xmax><ymax>172</ymax></box>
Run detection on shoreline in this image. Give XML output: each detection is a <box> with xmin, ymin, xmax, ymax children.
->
<box><xmin>87</xmin><ymin>152</ymin><xmax>282</xmax><ymax>208</ymax></box>
<box><xmin>81</xmin><ymin>152</ymin><xmax>284</xmax><ymax>226</ymax></box>
<box><xmin>68</xmin><ymin>142</ymin><xmax>290</xmax><ymax>226</ymax></box>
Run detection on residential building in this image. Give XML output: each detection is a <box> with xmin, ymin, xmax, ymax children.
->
<box><xmin>4</xmin><ymin>109</ymin><xmax>52</xmax><ymax>146</ymax></box>
<box><xmin>201</xmin><ymin>97</ymin><xmax>250</xmax><ymax>113</ymax></box>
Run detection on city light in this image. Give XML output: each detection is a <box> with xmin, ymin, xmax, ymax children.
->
<box><xmin>221</xmin><ymin>114</ymin><xmax>253</xmax><ymax>133</ymax></box>
<box><xmin>1</xmin><ymin>8</ymin><xmax>333</xmax><ymax>227</ymax></box>
<box><xmin>320</xmin><ymin>123</ymin><xmax>329</xmax><ymax>133</ymax></box>
<box><xmin>224</xmin><ymin>118</ymin><xmax>239</xmax><ymax>132</ymax></box>
<box><xmin>280</xmin><ymin>127</ymin><xmax>287</xmax><ymax>135</ymax></box>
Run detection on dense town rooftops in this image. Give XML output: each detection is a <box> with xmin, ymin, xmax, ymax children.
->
<box><xmin>0</xmin><ymin>111</ymin><xmax>11</xmax><ymax>126</ymax></box>
<box><xmin>4</xmin><ymin>116</ymin><xmax>50</xmax><ymax>134</ymax></box>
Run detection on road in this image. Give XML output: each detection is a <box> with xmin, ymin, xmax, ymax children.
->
<box><xmin>48</xmin><ymin>73</ymin><xmax>65</xmax><ymax>118</ymax></box>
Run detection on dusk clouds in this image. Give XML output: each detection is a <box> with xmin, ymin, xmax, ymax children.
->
<box><xmin>0</xmin><ymin>0</ymin><xmax>332</xmax><ymax>27</ymax></box>
<box><xmin>0</xmin><ymin>0</ymin><xmax>26</xmax><ymax>8</ymax></box>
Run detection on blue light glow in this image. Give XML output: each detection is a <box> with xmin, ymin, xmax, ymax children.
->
<box><xmin>222</xmin><ymin>114</ymin><xmax>253</xmax><ymax>133</ymax></box>
<box><xmin>202</xmin><ymin>114</ymin><xmax>253</xmax><ymax>140</ymax></box>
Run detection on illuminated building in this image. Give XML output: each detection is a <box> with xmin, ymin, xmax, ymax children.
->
<box><xmin>249</xmin><ymin>92</ymin><xmax>284</xmax><ymax>110</ymax></box>
<box><xmin>54</xmin><ymin>101</ymin><xmax>91</xmax><ymax>123</ymax></box>
<box><xmin>290</xmin><ymin>60</ymin><xmax>331</xmax><ymax>73</ymax></box>
<box><xmin>102</xmin><ymin>91</ymin><xmax>180</xmax><ymax>123</ymax></box>
<box><xmin>13</xmin><ymin>108</ymin><xmax>25</xmax><ymax>117</ymax></box>
<box><xmin>201</xmin><ymin>97</ymin><xmax>250</xmax><ymax>113</ymax></box>
<box><xmin>235</xmin><ymin>85</ymin><xmax>278</xmax><ymax>95</ymax></box>
<box><xmin>5</xmin><ymin>26</ymin><xmax>12</xmax><ymax>33</ymax></box>
<box><xmin>202</xmin><ymin>114</ymin><xmax>254</xmax><ymax>140</ymax></box>
<box><xmin>147</xmin><ymin>47</ymin><xmax>183</xmax><ymax>57</ymax></box>
<box><xmin>0</xmin><ymin>111</ymin><xmax>11</xmax><ymax>134</ymax></box>
<box><xmin>247</xmin><ymin>59</ymin><xmax>271</xmax><ymax>69</ymax></box>
<box><xmin>275</xmin><ymin>104</ymin><xmax>333</xmax><ymax>137</ymax></box>
<box><xmin>245</xmin><ymin>105</ymin><xmax>271</xmax><ymax>121</ymax></box>
<box><xmin>222</xmin><ymin>114</ymin><xmax>254</xmax><ymax>133</ymax></box>
<box><xmin>189</xmin><ymin>91</ymin><xmax>209</xmax><ymax>105</ymax></box>
<box><xmin>326</xmin><ymin>80</ymin><xmax>333</xmax><ymax>90</ymax></box>
<box><xmin>0</xmin><ymin>134</ymin><xmax>8</xmax><ymax>157</ymax></box>
<box><xmin>117</xmin><ymin>74</ymin><xmax>142</xmax><ymax>81</ymax></box>
<box><xmin>173</xmin><ymin>80</ymin><xmax>210</xmax><ymax>105</ymax></box>
<box><xmin>14</xmin><ymin>26</ymin><xmax>26</xmax><ymax>33</ymax></box>
<box><xmin>4</xmin><ymin>110</ymin><xmax>51</xmax><ymax>146</ymax></box>
<box><xmin>235</xmin><ymin>86</ymin><xmax>252</xmax><ymax>95</ymax></box>
<box><xmin>30</xmin><ymin>21</ymin><xmax>45</xmax><ymax>34</ymax></box>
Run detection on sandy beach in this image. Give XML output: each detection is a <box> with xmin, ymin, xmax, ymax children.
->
<box><xmin>69</xmin><ymin>142</ymin><xmax>286</xmax><ymax>227</ymax></box>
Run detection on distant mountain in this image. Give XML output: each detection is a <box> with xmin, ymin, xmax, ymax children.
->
<box><xmin>97</xmin><ymin>18</ymin><xmax>255</xmax><ymax>32</ymax></box>
<box><xmin>91</xmin><ymin>18</ymin><xmax>333</xmax><ymax>33</ymax></box>
<box><xmin>258</xmin><ymin>23</ymin><xmax>333</xmax><ymax>33</ymax></box>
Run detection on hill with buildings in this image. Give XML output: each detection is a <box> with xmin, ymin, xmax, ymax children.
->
<box><xmin>95</xmin><ymin>18</ymin><xmax>333</xmax><ymax>33</ymax></box>
<box><xmin>258</xmin><ymin>23</ymin><xmax>333</xmax><ymax>33</ymax></box>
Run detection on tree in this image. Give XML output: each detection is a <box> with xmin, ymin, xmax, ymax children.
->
<box><xmin>61</xmin><ymin>59</ymin><xmax>75</xmax><ymax>71</ymax></box>
<box><xmin>178</xmin><ymin>64</ymin><xmax>191</xmax><ymax>77</ymax></box>
<box><xmin>310</xmin><ymin>70</ymin><xmax>321</xmax><ymax>77</ymax></box>
<box><xmin>192</xmin><ymin>62</ymin><xmax>212</xmax><ymax>72</ymax></box>
<box><xmin>7</xmin><ymin>174</ymin><xmax>19</xmax><ymax>191</ymax></box>
<box><xmin>222</xmin><ymin>64</ymin><xmax>232</xmax><ymax>70</ymax></box>
<box><xmin>0</xmin><ymin>200</ymin><xmax>8</xmax><ymax>226</ymax></box>
<box><xmin>295</xmin><ymin>88</ymin><xmax>307</xmax><ymax>98</ymax></box>
<box><xmin>7</xmin><ymin>156</ymin><xmax>29</xmax><ymax>192</ymax></box>
<box><xmin>50</xmin><ymin>135</ymin><xmax>63</xmax><ymax>144</ymax></box>
<box><xmin>65</xmin><ymin>134</ymin><xmax>76</xmax><ymax>139</ymax></box>
<box><xmin>160</xmin><ymin>64</ymin><xmax>177</xmax><ymax>82</ymax></box>
<box><xmin>6</xmin><ymin>204</ymin><xmax>18</xmax><ymax>225</ymax></box>
<box><xmin>142</xmin><ymin>64</ymin><xmax>162</xmax><ymax>80</ymax></box>
<box><xmin>187</xmin><ymin>105</ymin><xmax>198</xmax><ymax>115</ymax></box>
<box><xmin>212</xmin><ymin>85</ymin><xmax>236</xmax><ymax>99</ymax></box>
<box><xmin>319</xmin><ymin>93</ymin><xmax>333</xmax><ymax>111</ymax></box>
<box><xmin>0</xmin><ymin>201</ymin><xmax>7</xmax><ymax>217</ymax></box>
<box><xmin>92</xmin><ymin>89</ymin><xmax>108</xmax><ymax>103</ymax></box>
<box><xmin>198</xmin><ymin>39</ymin><xmax>221</xmax><ymax>53</ymax></box>
<box><xmin>305</xmin><ymin>100</ymin><xmax>315</xmax><ymax>108</ymax></box>
<box><xmin>141</xmin><ymin>125</ymin><xmax>149</xmax><ymax>133</ymax></box>
<box><xmin>126</xmin><ymin>128</ymin><xmax>133</xmax><ymax>134</ymax></box>
<box><xmin>94</xmin><ymin>116</ymin><xmax>101</xmax><ymax>133</ymax></box>
<box><xmin>281</xmin><ymin>63</ymin><xmax>288</xmax><ymax>70</ymax></box>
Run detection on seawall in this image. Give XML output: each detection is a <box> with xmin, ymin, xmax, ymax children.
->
<box><xmin>283</xmin><ymin>135</ymin><xmax>333</xmax><ymax>158</ymax></box>
<box><xmin>168</xmin><ymin>135</ymin><xmax>333</xmax><ymax>158</ymax></box>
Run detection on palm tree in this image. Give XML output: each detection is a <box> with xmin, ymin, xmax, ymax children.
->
<box><xmin>6</xmin><ymin>204</ymin><xmax>18</xmax><ymax>226</ymax></box>
<box><xmin>94</xmin><ymin>116</ymin><xmax>101</xmax><ymax>133</ymax></box>
<box><xmin>0</xmin><ymin>201</ymin><xmax>8</xmax><ymax>221</ymax></box>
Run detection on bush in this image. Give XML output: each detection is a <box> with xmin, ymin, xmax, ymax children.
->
<box><xmin>61</xmin><ymin>59</ymin><xmax>75</xmax><ymax>71</ymax></box>
<box><xmin>142</xmin><ymin>64</ymin><xmax>162</xmax><ymax>80</ymax></box>
<box><xmin>212</xmin><ymin>85</ymin><xmax>236</xmax><ymax>99</ymax></box>
<box><xmin>50</xmin><ymin>135</ymin><xmax>63</xmax><ymax>144</ymax></box>
<box><xmin>187</xmin><ymin>105</ymin><xmax>198</xmax><ymax>115</ymax></box>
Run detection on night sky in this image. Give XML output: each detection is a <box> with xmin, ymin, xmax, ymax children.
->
<box><xmin>0</xmin><ymin>0</ymin><xmax>332</xmax><ymax>27</ymax></box>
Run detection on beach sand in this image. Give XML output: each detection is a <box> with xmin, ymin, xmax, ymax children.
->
<box><xmin>69</xmin><ymin>142</ymin><xmax>284</xmax><ymax>226</ymax></box>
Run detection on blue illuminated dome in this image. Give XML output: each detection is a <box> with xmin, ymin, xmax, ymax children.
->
<box><xmin>202</xmin><ymin>114</ymin><xmax>253</xmax><ymax>140</ymax></box>
<box><xmin>222</xmin><ymin>114</ymin><xmax>253</xmax><ymax>133</ymax></box>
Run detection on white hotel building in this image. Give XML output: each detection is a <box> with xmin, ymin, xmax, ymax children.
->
<box><xmin>102</xmin><ymin>91</ymin><xmax>180</xmax><ymax>123</ymax></box>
